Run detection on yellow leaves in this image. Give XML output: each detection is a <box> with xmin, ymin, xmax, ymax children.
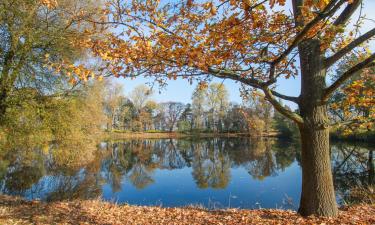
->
<box><xmin>203</xmin><ymin>2</ymin><xmax>216</xmax><ymax>16</ymax></box>
<box><xmin>42</xmin><ymin>145</ymin><xmax>49</xmax><ymax>155</ymax></box>
<box><xmin>350</xmin><ymin>80</ymin><xmax>365</xmax><ymax>89</ymax></box>
<box><xmin>40</xmin><ymin>0</ymin><xmax>58</xmax><ymax>9</ymax></box>
<box><xmin>210</xmin><ymin>5</ymin><xmax>217</xmax><ymax>16</ymax></box>
<box><xmin>80</xmin><ymin>0</ymin><xmax>295</xmax><ymax>93</ymax></box>
<box><xmin>270</xmin><ymin>0</ymin><xmax>286</xmax><ymax>8</ymax></box>
<box><xmin>317</xmin><ymin>0</ymin><xmax>330</xmax><ymax>10</ymax></box>
<box><xmin>278</xmin><ymin>0</ymin><xmax>286</xmax><ymax>6</ymax></box>
<box><xmin>146</xmin><ymin>40</ymin><xmax>152</xmax><ymax>48</ymax></box>
<box><xmin>69</xmin><ymin>78</ymin><xmax>77</xmax><ymax>85</ymax></box>
<box><xmin>331</xmin><ymin>67</ymin><xmax>374</xmax><ymax>135</ymax></box>
<box><xmin>198</xmin><ymin>81</ymin><xmax>208</xmax><ymax>90</ymax></box>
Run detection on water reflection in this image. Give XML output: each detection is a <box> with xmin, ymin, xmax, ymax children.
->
<box><xmin>0</xmin><ymin>138</ymin><xmax>373</xmax><ymax>209</ymax></box>
<box><xmin>331</xmin><ymin>143</ymin><xmax>374</xmax><ymax>204</ymax></box>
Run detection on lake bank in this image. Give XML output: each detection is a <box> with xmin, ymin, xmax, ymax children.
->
<box><xmin>0</xmin><ymin>195</ymin><xmax>373</xmax><ymax>225</ymax></box>
<box><xmin>103</xmin><ymin>131</ymin><xmax>279</xmax><ymax>139</ymax></box>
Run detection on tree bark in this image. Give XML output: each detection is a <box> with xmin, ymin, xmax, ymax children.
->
<box><xmin>298</xmin><ymin>122</ymin><xmax>338</xmax><ymax>216</ymax></box>
<box><xmin>0</xmin><ymin>88</ymin><xmax>8</xmax><ymax>121</ymax></box>
<box><xmin>297</xmin><ymin>39</ymin><xmax>338</xmax><ymax>217</ymax></box>
<box><xmin>0</xmin><ymin>77</ymin><xmax>13</xmax><ymax>122</ymax></box>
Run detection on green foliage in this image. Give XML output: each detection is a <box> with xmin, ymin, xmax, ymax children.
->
<box><xmin>273</xmin><ymin>110</ymin><xmax>298</xmax><ymax>139</ymax></box>
<box><xmin>131</xmin><ymin>121</ymin><xmax>143</xmax><ymax>132</ymax></box>
<box><xmin>0</xmin><ymin>0</ymin><xmax>102</xmax><ymax>121</ymax></box>
<box><xmin>145</xmin><ymin>130</ymin><xmax>166</xmax><ymax>133</ymax></box>
<box><xmin>0</xmin><ymin>81</ymin><xmax>106</xmax><ymax>146</ymax></box>
<box><xmin>177</xmin><ymin>120</ymin><xmax>191</xmax><ymax>132</ymax></box>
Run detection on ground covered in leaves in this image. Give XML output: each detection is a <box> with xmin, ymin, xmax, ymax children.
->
<box><xmin>0</xmin><ymin>195</ymin><xmax>374</xmax><ymax>225</ymax></box>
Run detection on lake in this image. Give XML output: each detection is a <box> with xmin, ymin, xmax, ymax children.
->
<box><xmin>0</xmin><ymin>138</ymin><xmax>373</xmax><ymax>210</ymax></box>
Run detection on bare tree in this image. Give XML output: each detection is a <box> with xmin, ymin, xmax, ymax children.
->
<box><xmin>160</xmin><ymin>102</ymin><xmax>185</xmax><ymax>132</ymax></box>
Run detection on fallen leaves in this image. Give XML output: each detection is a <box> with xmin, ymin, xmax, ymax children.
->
<box><xmin>0</xmin><ymin>195</ymin><xmax>374</xmax><ymax>225</ymax></box>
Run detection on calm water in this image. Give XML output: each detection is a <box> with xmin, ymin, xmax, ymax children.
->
<box><xmin>0</xmin><ymin>138</ymin><xmax>373</xmax><ymax>210</ymax></box>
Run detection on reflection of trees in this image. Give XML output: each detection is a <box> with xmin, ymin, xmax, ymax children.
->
<box><xmin>1</xmin><ymin>137</ymin><xmax>373</xmax><ymax>205</ymax></box>
<box><xmin>1</xmin><ymin>137</ymin><xmax>302</xmax><ymax>201</ymax></box>
<box><xmin>273</xmin><ymin>139</ymin><xmax>300</xmax><ymax>170</ymax></box>
<box><xmin>44</xmin><ymin>172</ymin><xmax>103</xmax><ymax>202</ymax></box>
<box><xmin>0</xmin><ymin>140</ymin><xmax>103</xmax><ymax>200</ymax></box>
<box><xmin>154</xmin><ymin>139</ymin><xmax>187</xmax><ymax>169</ymax></box>
<box><xmin>103</xmin><ymin>140</ymin><xmax>158</xmax><ymax>190</ymax></box>
<box><xmin>0</xmin><ymin>148</ymin><xmax>45</xmax><ymax>195</ymax></box>
<box><xmin>128</xmin><ymin>163</ymin><xmax>154</xmax><ymax>189</ymax></box>
<box><xmin>245</xmin><ymin>140</ymin><xmax>276</xmax><ymax>180</ymax></box>
<box><xmin>331</xmin><ymin>142</ymin><xmax>374</xmax><ymax>202</ymax></box>
<box><xmin>191</xmin><ymin>139</ymin><xmax>231</xmax><ymax>188</ymax></box>
<box><xmin>223</xmin><ymin>138</ymin><xmax>297</xmax><ymax>181</ymax></box>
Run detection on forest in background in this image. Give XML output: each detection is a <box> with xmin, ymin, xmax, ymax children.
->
<box><xmin>0</xmin><ymin>0</ymin><xmax>373</xmax><ymax>147</ymax></box>
<box><xmin>1</xmin><ymin>71</ymin><xmax>373</xmax><ymax>147</ymax></box>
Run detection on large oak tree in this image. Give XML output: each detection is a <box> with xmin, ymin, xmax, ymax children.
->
<box><xmin>83</xmin><ymin>0</ymin><xmax>374</xmax><ymax>217</ymax></box>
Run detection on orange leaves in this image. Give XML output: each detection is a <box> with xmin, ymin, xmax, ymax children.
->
<box><xmin>2</xmin><ymin>195</ymin><xmax>375</xmax><ymax>224</ymax></box>
<box><xmin>330</xmin><ymin>66</ymin><xmax>374</xmax><ymax>134</ymax></box>
<box><xmin>203</xmin><ymin>2</ymin><xmax>216</xmax><ymax>16</ymax></box>
<box><xmin>40</xmin><ymin>0</ymin><xmax>57</xmax><ymax>9</ymax></box>
<box><xmin>187</xmin><ymin>0</ymin><xmax>194</xmax><ymax>8</ymax></box>
<box><xmin>317</xmin><ymin>0</ymin><xmax>330</xmax><ymax>10</ymax></box>
<box><xmin>74</xmin><ymin>0</ymin><xmax>294</xmax><ymax>88</ymax></box>
<box><xmin>269</xmin><ymin>0</ymin><xmax>286</xmax><ymax>8</ymax></box>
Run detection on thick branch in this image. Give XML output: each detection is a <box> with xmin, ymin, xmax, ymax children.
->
<box><xmin>275</xmin><ymin>0</ymin><xmax>345</xmax><ymax>65</ymax></box>
<box><xmin>324</xmin><ymin>28</ymin><xmax>375</xmax><ymax>68</ymax></box>
<box><xmin>333</xmin><ymin>0</ymin><xmax>362</xmax><ymax>26</ymax></box>
<box><xmin>271</xmin><ymin>90</ymin><xmax>300</xmax><ymax>103</ymax></box>
<box><xmin>323</xmin><ymin>53</ymin><xmax>375</xmax><ymax>101</ymax></box>
<box><xmin>208</xmin><ymin>67</ymin><xmax>300</xmax><ymax>103</ymax></box>
<box><xmin>263</xmin><ymin>88</ymin><xmax>304</xmax><ymax>125</ymax></box>
<box><xmin>207</xmin><ymin>67</ymin><xmax>303</xmax><ymax>124</ymax></box>
<box><xmin>207</xmin><ymin>67</ymin><xmax>265</xmax><ymax>88</ymax></box>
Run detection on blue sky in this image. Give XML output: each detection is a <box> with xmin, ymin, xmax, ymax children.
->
<box><xmin>113</xmin><ymin>0</ymin><xmax>375</xmax><ymax>109</ymax></box>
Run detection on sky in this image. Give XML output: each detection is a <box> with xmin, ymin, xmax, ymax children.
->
<box><xmin>113</xmin><ymin>0</ymin><xmax>375</xmax><ymax>109</ymax></box>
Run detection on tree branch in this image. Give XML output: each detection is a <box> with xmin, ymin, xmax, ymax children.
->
<box><xmin>207</xmin><ymin>67</ymin><xmax>265</xmax><ymax>88</ymax></box>
<box><xmin>333</xmin><ymin>0</ymin><xmax>362</xmax><ymax>27</ymax></box>
<box><xmin>207</xmin><ymin>67</ymin><xmax>303</xmax><ymax>124</ymax></box>
<box><xmin>324</xmin><ymin>28</ymin><xmax>375</xmax><ymax>68</ymax></box>
<box><xmin>323</xmin><ymin>52</ymin><xmax>375</xmax><ymax>101</ymax></box>
<box><xmin>263</xmin><ymin>88</ymin><xmax>304</xmax><ymax>125</ymax></box>
<box><xmin>271</xmin><ymin>90</ymin><xmax>300</xmax><ymax>103</ymax></box>
<box><xmin>274</xmin><ymin>0</ymin><xmax>345</xmax><ymax>65</ymax></box>
<box><xmin>208</xmin><ymin>67</ymin><xmax>300</xmax><ymax>103</ymax></box>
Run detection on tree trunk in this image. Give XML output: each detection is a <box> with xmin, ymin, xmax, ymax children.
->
<box><xmin>298</xmin><ymin>122</ymin><xmax>338</xmax><ymax>216</ymax></box>
<box><xmin>0</xmin><ymin>85</ymin><xmax>11</xmax><ymax>122</ymax></box>
<box><xmin>297</xmin><ymin>39</ymin><xmax>338</xmax><ymax>217</ymax></box>
<box><xmin>368</xmin><ymin>150</ymin><xmax>374</xmax><ymax>185</ymax></box>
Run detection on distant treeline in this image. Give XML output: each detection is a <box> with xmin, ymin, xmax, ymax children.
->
<box><xmin>102</xmin><ymin>82</ymin><xmax>297</xmax><ymax>137</ymax></box>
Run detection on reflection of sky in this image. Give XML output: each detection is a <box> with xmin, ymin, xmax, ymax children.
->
<box><xmin>102</xmin><ymin>162</ymin><xmax>302</xmax><ymax>210</ymax></box>
<box><xmin>112</xmin><ymin>0</ymin><xmax>375</xmax><ymax>110</ymax></box>
<box><xmin>1</xmin><ymin>140</ymin><xmax>372</xmax><ymax>210</ymax></box>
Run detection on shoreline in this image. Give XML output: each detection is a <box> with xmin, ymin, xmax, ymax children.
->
<box><xmin>103</xmin><ymin>131</ymin><xmax>279</xmax><ymax>140</ymax></box>
<box><xmin>0</xmin><ymin>195</ymin><xmax>374</xmax><ymax>224</ymax></box>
